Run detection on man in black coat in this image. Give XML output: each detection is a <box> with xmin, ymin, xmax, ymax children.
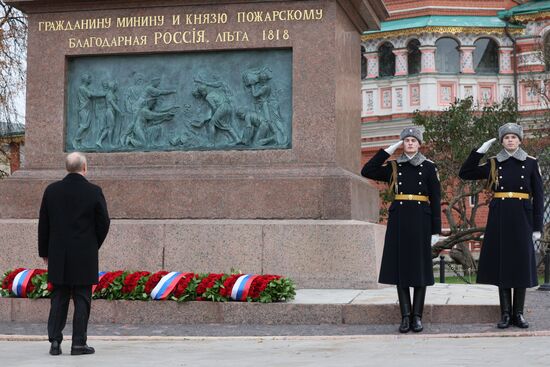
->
<box><xmin>38</xmin><ymin>152</ymin><xmax>110</xmax><ymax>355</ymax></box>
<box><xmin>459</xmin><ymin>123</ymin><xmax>543</xmax><ymax>329</ymax></box>
<box><xmin>362</xmin><ymin>127</ymin><xmax>442</xmax><ymax>333</ymax></box>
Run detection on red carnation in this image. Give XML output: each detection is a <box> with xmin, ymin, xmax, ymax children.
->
<box><xmin>196</xmin><ymin>273</ymin><xmax>224</xmax><ymax>296</ymax></box>
<box><xmin>172</xmin><ymin>274</ymin><xmax>195</xmax><ymax>298</ymax></box>
<box><xmin>94</xmin><ymin>271</ymin><xmax>124</xmax><ymax>293</ymax></box>
<box><xmin>122</xmin><ymin>271</ymin><xmax>150</xmax><ymax>294</ymax></box>
<box><xmin>249</xmin><ymin>275</ymin><xmax>280</xmax><ymax>299</ymax></box>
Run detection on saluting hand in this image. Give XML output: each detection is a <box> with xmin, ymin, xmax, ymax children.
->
<box><xmin>476</xmin><ymin>138</ymin><xmax>497</xmax><ymax>154</ymax></box>
<box><xmin>42</xmin><ymin>257</ymin><xmax>48</xmax><ymax>266</ymax></box>
<box><xmin>431</xmin><ymin>234</ymin><xmax>440</xmax><ymax>246</ymax></box>
<box><xmin>384</xmin><ymin>140</ymin><xmax>403</xmax><ymax>155</ymax></box>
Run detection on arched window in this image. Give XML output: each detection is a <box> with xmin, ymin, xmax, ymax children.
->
<box><xmin>435</xmin><ymin>37</ymin><xmax>460</xmax><ymax>73</ymax></box>
<box><xmin>407</xmin><ymin>39</ymin><xmax>421</xmax><ymax>75</ymax></box>
<box><xmin>474</xmin><ymin>38</ymin><xmax>499</xmax><ymax>73</ymax></box>
<box><xmin>361</xmin><ymin>45</ymin><xmax>367</xmax><ymax>79</ymax></box>
<box><xmin>378</xmin><ymin>42</ymin><xmax>395</xmax><ymax>77</ymax></box>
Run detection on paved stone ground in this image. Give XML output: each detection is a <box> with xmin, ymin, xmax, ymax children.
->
<box><xmin>1</xmin><ymin>335</ymin><xmax>550</xmax><ymax>366</ymax></box>
<box><xmin>0</xmin><ymin>289</ymin><xmax>548</xmax><ymax>367</ymax></box>
<box><xmin>0</xmin><ymin>289</ymin><xmax>548</xmax><ymax>337</ymax></box>
<box><xmin>294</xmin><ymin>283</ymin><xmax>500</xmax><ymax>305</ymax></box>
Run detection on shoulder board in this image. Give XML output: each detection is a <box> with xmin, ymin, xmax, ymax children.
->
<box><xmin>489</xmin><ymin>156</ymin><xmax>496</xmax><ymax>159</ymax></box>
<box><xmin>478</xmin><ymin>162</ymin><xmax>487</xmax><ymax>166</ymax></box>
<box><xmin>527</xmin><ymin>155</ymin><xmax>537</xmax><ymax>160</ymax></box>
<box><xmin>425</xmin><ymin>159</ymin><xmax>434</xmax><ymax>163</ymax></box>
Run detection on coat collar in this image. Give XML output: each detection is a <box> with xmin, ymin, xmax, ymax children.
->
<box><xmin>496</xmin><ymin>148</ymin><xmax>528</xmax><ymax>162</ymax></box>
<box><xmin>63</xmin><ymin>172</ymin><xmax>88</xmax><ymax>182</ymax></box>
<box><xmin>396</xmin><ymin>152</ymin><xmax>426</xmax><ymax>166</ymax></box>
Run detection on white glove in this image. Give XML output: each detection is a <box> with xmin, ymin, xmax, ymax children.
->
<box><xmin>431</xmin><ymin>234</ymin><xmax>440</xmax><ymax>246</ymax></box>
<box><xmin>476</xmin><ymin>138</ymin><xmax>497</xmax><ymax>154</ymax></box>
<box><xmin>384</xmin><ymin>140</ymin><xmax>403</xmax><ymax>155</ymax></box>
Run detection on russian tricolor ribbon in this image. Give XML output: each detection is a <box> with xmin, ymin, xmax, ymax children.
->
<box><xmin>230</xmin><ymin>274</ymin><xmax>259</xmax><ymax>301</ymax></box>
<box><xmin>151</xmin><ymin>272</ymin><xmax>187</xmax><ymax>300</ymax></box>
<box><xmin>11</xmin><ymin>269</ymin><xmax>36</xmax><ymax>298</ymax></box>
<box><xmin>92</xmin><ymin>271</ymin><xmax>107</xmax><ymax>293</ymax></box>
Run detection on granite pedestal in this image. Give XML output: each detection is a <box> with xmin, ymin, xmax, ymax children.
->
<box><xmin>1</xmin><ymin>0</ymin><xmax>388</xmax><ymax>288</ymax></box>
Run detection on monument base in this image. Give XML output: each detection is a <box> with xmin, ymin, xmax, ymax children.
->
<box><xmin>0</xmin><ymin>219</ymin><xmax>385</xmax><ymax>289</ymax></box>
<box><xmin>0</xmin><ymin>166</ymin><xmax>379</xmax><ymax>221</ymax></box>
<box><xmin>0</xmin><ymin>299</ymin><xmax>500</xmax><ymax>325</ymax></box>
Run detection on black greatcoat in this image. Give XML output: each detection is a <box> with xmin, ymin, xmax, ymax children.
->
<box><xmin>38</xmin><ymin>173</ymin><xmax>110</xmax><ymax>285</ymax></box>
<box><xmin>362</xmin><ymin>149</ymin><xmax>442</xmax><ymax>286</ymax></box>
<box><xmin>459</xmin><ymin>150</ymin><xmax>543</xmax><ymax>288</ymax></box>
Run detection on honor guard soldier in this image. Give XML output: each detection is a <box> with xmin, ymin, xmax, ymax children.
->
<box><xmin>459</xmin><ymin>123</ymin><xmax>543</xmax><ymax>329</ymax></box>
<box><xmin>362</xmin><ymin>127</ymin><xmax>441</xmax><ymax>333</ymax></box>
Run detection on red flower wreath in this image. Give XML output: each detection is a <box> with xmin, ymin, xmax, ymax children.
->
<box><xmin>172</xmin><ymin>273</ymin><xmax>196</xmax><ymax>298</ymax></box>
<box><xmin>1</xmin><ymin>268</ymin><xmax>26</xmax><ymax>293</ymax></box>
<box><xmin>25</xmin><ymin>269</ymin><xmax>47</xmax><ymax>295</ymax></box>
<box><xmin>122</xmin><ymin>271</ymin><xmax>151</xmax><ymax>294</ymax></box>
<box><xmin>94</xmin><ymin>271</ymin><xmax>124</xmax><ymax>293</ymax></box>
<box><xmin>249</xmin><ymin>275</ymin><xmax>281</xmax><ymax>299</ymax></box>
<box><xmin>143</xmin><ymin>271</ymin><xmax>169</xmax><ymax>294</ymax></box>
<box><xmin>196</xmin><ymin>273</ymin><xmax>224</xmax><ymax>297</ymax></box>
<box><xmin>219</xmin><ymin>274</ymin><xmax>241</xmax><ymax>298</ymax></box>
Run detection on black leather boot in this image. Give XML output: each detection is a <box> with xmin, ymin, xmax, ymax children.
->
<box><xmin>396</xmin><ymin>286</ymin><xmax>411</xmax><ymax>333</ymax></box>
<box><xmin>497</xmin><ymin>288</ymin><xmax>512</xmax><ymax>329</ymax></box>
<box><xmin>411</xmin><ymin>286</ymin><xmax>426</xmax><ymax>332</ymax></box>
<box><xmin>512</xmin><ymin>288</ymin><xmax>529</xmax><ymax>328</ymax></box>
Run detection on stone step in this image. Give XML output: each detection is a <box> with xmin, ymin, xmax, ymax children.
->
<box><xmin>0</xmin><ymin>284</ymin><xmax>500</xmax><ymax>325</ymax></box>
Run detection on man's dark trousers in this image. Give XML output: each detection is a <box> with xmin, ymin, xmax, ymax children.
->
<box><xmin>48</xmin><ymin>284</ymin><xmax>92</xmax><ymax>346</ymax></box>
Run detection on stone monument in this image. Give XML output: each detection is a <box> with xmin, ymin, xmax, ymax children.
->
<box><xmin>1</xmin><ymin>0</ymin><xmax>388</xmax><ymax>288</ymax></box>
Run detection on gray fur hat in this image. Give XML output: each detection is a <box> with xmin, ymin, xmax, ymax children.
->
<box><xmin>498</xmin><ymin>123</ymin><xmax>523</xmax><ymax>141</ymax></box>
<box><xmin>400</xmin><ymin>127</ymin><xmax>423</xmax><ymax>144</ymax></box>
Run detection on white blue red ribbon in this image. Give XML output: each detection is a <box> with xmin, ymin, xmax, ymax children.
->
<box><xmin>151</xmin><ymin>272</ymin><xmax>185</xmax><ymax>300</ymax></box>
<box><xmin>11</xmin><ymin>269</ymin><xmax>36</xmax><ymax>297</ymax></box>
<box><xmin>230</xmin><ymin>274</ymin><xmax>259</xmax><ymax>301</ymax></box>
<box><xmin>92</xmin><ymin>271</ymin><xmax>107</xmax><ymax>293</ymax></box>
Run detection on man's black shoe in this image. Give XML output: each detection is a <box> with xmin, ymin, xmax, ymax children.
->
<box><xmin>70</xmin><ymin>345</ymin><xmax>95</xmax><ymax>355</ymax></box>
<box><xmin>49</xmin><ymin>341</ymin><xmax>62</xmax><ymax>356</ymax></box>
